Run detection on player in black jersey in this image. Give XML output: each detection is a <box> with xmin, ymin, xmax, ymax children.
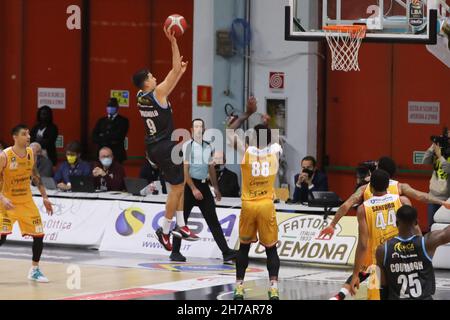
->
<box><xmin>132</xmin><ymin>27</ymin><xmax>197</xmax><ymax>252</ymax></box>
<box><xmin>376</xmin><ymin>205</ymin><xmax>450</xmax><ymax>300</ymax></box>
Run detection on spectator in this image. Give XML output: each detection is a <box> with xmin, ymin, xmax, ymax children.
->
<box><xmin>30</xmin><ymin>142</ymin><xmax>53</xmax><ymax>177</ymax></box>
<box><xmin>54</xmin><ymin>141</ymin><xmax>91</xmax><ymax>191</ymax></box>
<box><xmin>31</xmin><ymin>106</ymin><xmax>59</xmax><ymax>166</ymax></box>
<box><xmin>92</xmin><ymin>147</ymin><xmax>126</xmax><ymax>191</ymax></box>
<box><xmin>212</xmin><ymin>151</ymin><xmax>240</xmax><ymax>198</ymax></box>
<box><xmin>293</xmin><ymin>156</ymin><xmax>329</xmax><ymax>203</ymax></box>
<box><xmin>423</xmin><ymin>139</ymin><xmax>450</xmax><ymax>229</ymax></box>
<box><xmin>140</xmin><ymin>150</ymin><xmax>167</xmax><ymax>194</ymax></box>
<box><xmin>92</xmin><ymin>98</ymin><xmax>129</xmax><ymax>163</ymax></box>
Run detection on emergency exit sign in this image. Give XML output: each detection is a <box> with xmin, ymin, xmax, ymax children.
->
<box><xmin>413</xmin><ymin>151</ymin><xmax>425</xmax><ymax>165</ymax></box>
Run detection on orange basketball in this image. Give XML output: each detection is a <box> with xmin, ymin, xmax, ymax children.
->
<box><xmin>164</xmin><ymin>14</ymin><xmax>188</xmax><ymax>37</ymax></box>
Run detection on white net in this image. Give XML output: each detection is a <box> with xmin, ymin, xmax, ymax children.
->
<box><xmin>324</xmin><ymin>26</ymin><xmax>366</xmax><ymax>72</ymax></box>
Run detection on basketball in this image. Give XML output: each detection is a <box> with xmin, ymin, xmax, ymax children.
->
<box><xmin>164</xmin><ymin>14</ymin><xmax>188</xmax><ymax>37</ymax></box>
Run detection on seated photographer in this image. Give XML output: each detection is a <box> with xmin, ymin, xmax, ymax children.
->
<box><xmin>293</xmin><ymin>156</ymin><xmax>329</xmax><ymax>203</ymax></box>
<box><xmin>92</xmin><ymin>147</ymin><xmax>126</xmax><ymax>192</ymax></box>
<box><xmin>423</xmin><ymin>130</ymin><xmax>450</xmax><ymax>229</ymax></box>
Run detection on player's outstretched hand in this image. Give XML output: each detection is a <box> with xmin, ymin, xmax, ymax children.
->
<box><xmin>318</xmin><ymin>225</ymin><xmax>335</xmax><ymax>240</ymax></box>
<box><xmin>164</xmin><ymin>27</ymin><xmax>177</xmax><ymax>44</ymax></box>
<box><xmin>181</xmin><ymin>60</ymin><xmax>189</xmax><ymax>74</ymax></box>
<box><xmin>43</xmin><ymin>198</ymin><xmax>54</xmax><ymax>216</ymax></box>
<box><xmin>349</xmin><ymin>276</ymin><xmax>360</xmax><ymax>296</ymax></box>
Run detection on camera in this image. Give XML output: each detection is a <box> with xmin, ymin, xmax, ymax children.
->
<box><xmin>431</xmin><ymin>127</ymin><xmax>449</xmax><ymax>157</ymax></box>
<box><xmin>302</xmin><ymin>168</ymin><xmax>314</xmax><ymax>178</ymax></box>
<box><xmin>356</xmin><ymin>160</ymin><xmax>377</xmax><ymax>180</ymax></box>
<box><xmin>355</xmin><ymin>160</ymin><xmax>377</xmax><ymax>189</ymax></box>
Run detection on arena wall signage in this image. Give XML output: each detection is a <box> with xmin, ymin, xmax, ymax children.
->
<box><xmin>249</xmin><ymin>213</ymin><xmax>358</xmax><ymax>266</ymax></box>
<box><xmin>100</xmin><ymin>201</ymin><xmax>240</xmax><ymax>259</ymax></box>
<box><xmin>9</xmin><ymin>197</ymin><xmax>113</xmax><ymax>246</ymax></box>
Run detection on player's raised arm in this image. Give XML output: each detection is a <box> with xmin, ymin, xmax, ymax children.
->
<box><xmin>400</xmin><ymin>183</ymin><xmax>450</xmax><ymax>209</ymax></box>
<box><xmin>154</xmin><ymin>28</ymin><xmax>186</xmax><ymax>104</ymax></box>
<box><xmin>349</xmin><ymin>204</ymin><xmax>369</xmax><ymax>296</ymax></box>
<box><xmin>226</xmin><ymin>97</ymin><xmax>257</xmax><ymax>154</ymax></box>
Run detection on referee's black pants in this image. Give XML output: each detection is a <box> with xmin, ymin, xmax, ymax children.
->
<box><xmin>172</xmin><ymin>179</ymin><xmax>230</xmax><ymax>254</ymax></box>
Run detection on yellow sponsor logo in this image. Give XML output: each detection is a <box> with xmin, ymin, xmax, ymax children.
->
<box><xmin>394</xmin><ymin>242</ymin><xmax>415</xmax><ymax>253</ymax></box>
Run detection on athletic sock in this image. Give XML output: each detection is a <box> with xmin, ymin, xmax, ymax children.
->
<box><xmin>162</xmin><ymin>218</ymin><xmax>172</xmax><ymax>235</ymax></box>
<box><xmin>176</xmin><ymin>211</ymin><xmax>186</xmax><ymax>227</ymax></box>
<box><xmin>270</xmin><ymin>280</ymin><xmax>278</xmax><ymax>290</ymax></box>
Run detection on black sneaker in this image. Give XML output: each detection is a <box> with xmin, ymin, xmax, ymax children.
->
<box><xmin>170</xmin><ymin>252</ymin><xmax>187</xmax><ymax>262</ymax></box>
<box><xmin>223</xmin><ymin>249</ymin><xmax>238</xmax><ymax>263</ymax></box>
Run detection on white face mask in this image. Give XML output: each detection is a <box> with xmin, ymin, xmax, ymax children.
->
<box><xmin>100</xmin><ymin>157</ymin><xmax>113</xmax><ymax>167</ymax></box>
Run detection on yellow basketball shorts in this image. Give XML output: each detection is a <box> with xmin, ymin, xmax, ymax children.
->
<box><xmin>0</xmin><ymin>201</ymin><xmax>44</xmax><ymax>237</ymax></box>
<box><xmin>239</xmin><ymin>199</ymin><xmax>278</xmax><ymax>247</ymax></box>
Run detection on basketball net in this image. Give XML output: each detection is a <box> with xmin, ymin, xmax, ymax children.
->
<box><xmin>323</xmin><ymin>25</ymin><xmax>367</xmax><ymax>72</ymax></box>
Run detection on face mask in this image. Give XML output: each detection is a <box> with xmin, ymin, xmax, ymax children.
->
<box><xmin>67</xmin><ymin>155</ymin><xmax>77</xmax><ymax>165</ymax></box>
<box><xmin>100</xmin><ymin>157</ymin><xmax>113</xmax><ymax>167</ymax></box>
<box><xmin>107</xmin><ymin>107</ymin><xmax>118</xmax><ymax>116</ymax></box>
<box><xmin>40</xmin><ymin>111</ymin><xmax>50</xmax><ymax>123</ymax></box>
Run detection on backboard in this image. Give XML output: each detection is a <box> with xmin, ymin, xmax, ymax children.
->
<box><xmin>285</xmin><ymin>0</ymin><xmax>448</xmax><ymax>44</ymax></box>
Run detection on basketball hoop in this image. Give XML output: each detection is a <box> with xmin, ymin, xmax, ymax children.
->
<box><xmin>323</xmin><ymin>25</ymin><xmax>367</xmax><ymax>72</ymax></box>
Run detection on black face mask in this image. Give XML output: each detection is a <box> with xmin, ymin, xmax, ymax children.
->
<box><xmin>40</xmin><ymin>109</ymin><xmax>51</xmax><ymax>123</ymax></box>
<box><xmin>302</xmin><ymin>168</ymin><xmax>314</xmax><ymax>178</ymax></box>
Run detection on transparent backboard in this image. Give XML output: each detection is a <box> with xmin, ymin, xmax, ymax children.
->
<box><xmin>286</xmin><ymin>0</ymin><xmax>450</xmax><ymax>44</ymax></box>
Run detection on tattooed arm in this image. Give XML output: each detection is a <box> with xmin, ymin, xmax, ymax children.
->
<box><xmin>400</xmin><ymin>183</ymin><xmax>450</xmax><ymax>210</ymax></box>
<box><xmin>318</xmin><ymin>185</ymin><xmax>365</xmax><ymax>238</ymax></box>
<box><xmin>32</xmin><ymin>164</ymin><xmax>53</xmax><ymax>215</ymax></box>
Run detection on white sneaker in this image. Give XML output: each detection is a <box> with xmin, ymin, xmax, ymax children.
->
<box><xmin>28</xmin><ymin>267</ymin><xmax>49</xmax><ymax>283</ymax></box>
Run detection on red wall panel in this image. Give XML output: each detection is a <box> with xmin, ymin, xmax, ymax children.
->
<box><xmin>21</xmin><ymin>0</ymin><xmax>83</xmax><ymax>154</ymax></box>
<box><xmin>0</xmin><ymin>0</ymin><xmax>25</xmax><ymax>145</ymax></box>
<box><xmin>327</xmin><ymin>44</ymin><xmax>393</xmax><ymax>166</ymax></box>
<box><xmin>88</xmin><ymin>0</ymin><xmax>193</xmax><ymax>163</ymax></box>
<box><xmin>0</xmin><ymin>0</ymin><xmax>193</xmax><ymax>177</ymax></box>
<box><xmin>326</xmin><ymin>41</ymin><xmax>450</xmax><ymax>231</ymax></box>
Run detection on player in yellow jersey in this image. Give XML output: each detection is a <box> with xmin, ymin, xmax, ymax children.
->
<box><xmin>0</xmin><ymin>124</ymin><xmax>53</xmax><ymax>282</ymax></box>
<box><xmin>349</xmin><ymin>170</ymin><xmax>416</xmax><ymax>299</ymax></box>
<box><xmin>331</xmin><ymin>170</ymin><xmax>413</xmax><ymax>300</ymax></box>
<box><xmin>320</xmin><ymin>156</ymin><xmax>450</xmax><ymax>241</ymax></box>
<box><xmin>227</xmin><ymin>97</ymin><xmax>282</xmax><ymax>300</ymax></box>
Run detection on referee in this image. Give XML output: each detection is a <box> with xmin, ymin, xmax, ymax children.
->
<box><xmin>170</xmin><ymin>119</ymin><xmax>238</xmax><ymax>263</ymax></box>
